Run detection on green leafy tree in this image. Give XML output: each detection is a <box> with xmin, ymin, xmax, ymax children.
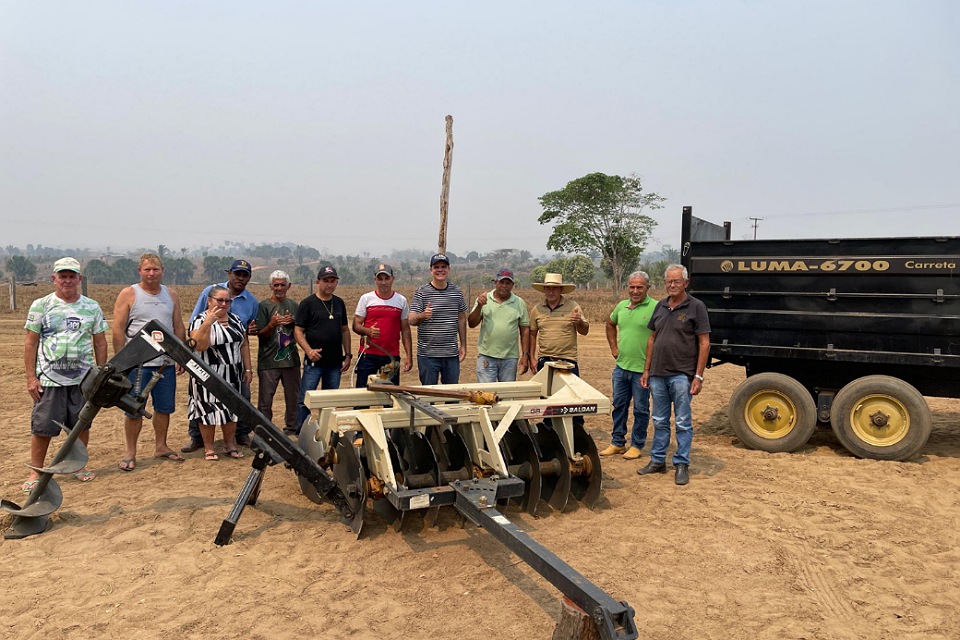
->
<box><xmin>166</xmin><ymin>257</ymin><xmax>196</xmax><ymax>285</ymax></box>
<box><xmin>203</xmin><ymin>255</ymin><xmax>234</xmax><ymax>282</ymax></box>
<box><xmin>111</xmin><ymin>258</ymin><xmax>139</xmax><ymax>284</ymax></box>
<box><xmin>538</xmin><ymin>172</ymin><xmax>664</xmax><ymax>290</ymax></box>
<box><xmin>85</xmin><ymin>259</ymin><xmax>113</xmax><ymax>283</ymax></box>
<box><xmin>529</xmin><ymin>255</ymin><xmax>594</xmax><ymax>288</ymax></box>
<box><xmin>6</xmin><ymin>255</ymin><xmax>37</xmax><ymax>281</ymax></box>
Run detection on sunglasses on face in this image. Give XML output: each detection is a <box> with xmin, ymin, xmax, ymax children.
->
<box><xmin>210</xmin><ymin>297</ymin><xmax>232</xmax><ymax>304</ymax></box>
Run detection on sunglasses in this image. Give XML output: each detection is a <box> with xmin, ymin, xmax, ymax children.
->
<box><xmin>210</xmin><ymin>297</ymin><xmax>232</xmax><ymax>304</ymax></box>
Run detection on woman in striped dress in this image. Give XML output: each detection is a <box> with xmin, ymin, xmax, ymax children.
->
<box><xmin>188</xmin><ymin>286</ymin><xmax>253</xmax><ymax>460</ymax></box>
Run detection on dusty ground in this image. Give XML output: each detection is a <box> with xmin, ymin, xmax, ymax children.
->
<box><xmin>2</xmin><ymin>284</ymin><xmax>959</xmax><ymax>640</ymax></box>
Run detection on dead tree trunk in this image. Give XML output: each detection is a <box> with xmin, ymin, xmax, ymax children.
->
<box><xmin>438</xmin><ymin>115</ymin><xmax>454</xmax><ymax>254</ymax></box>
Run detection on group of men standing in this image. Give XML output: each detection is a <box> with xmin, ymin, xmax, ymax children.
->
<box><xmin>22</xmin><ymin>252</ymin><xmax>709</xmax><ymax>491</ymax></box>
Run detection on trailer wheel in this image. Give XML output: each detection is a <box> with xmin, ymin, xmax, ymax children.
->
<box><xmin>729</xmin><ymin>373</ymin><xmax>817</xmax><ymax>452</ymax></box>
<box><xmin>830</xmin><ymin>376</ymin><xmax>931</xmax><ymax>460</ymax></box>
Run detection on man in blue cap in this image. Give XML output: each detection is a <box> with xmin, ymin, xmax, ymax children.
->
<box><xmin>181</xmin><ymin>259</ymin><xmax>259</xmax><ymax>452</ymax></box>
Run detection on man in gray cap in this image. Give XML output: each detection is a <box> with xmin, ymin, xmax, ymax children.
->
<box><xmin>22</xmin><ymin>258</ymin><xmax>108</xmax><ymax>491</ymax></box>
<box><xmin>353</xmin><ymin>263</ymin><xmax>412</xmax><ymax>386</ymax></box>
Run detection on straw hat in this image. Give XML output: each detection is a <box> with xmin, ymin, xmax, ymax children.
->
<box><xmin>531</xmin><ymin>273</ymin><xmax>576</xmax><ymax>293</ymax></box>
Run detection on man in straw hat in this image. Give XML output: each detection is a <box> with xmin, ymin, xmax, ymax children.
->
<box><xmin>529</xmin><ymin>272</ymin><xmax>589</xmax><ymax>382</ymax></box>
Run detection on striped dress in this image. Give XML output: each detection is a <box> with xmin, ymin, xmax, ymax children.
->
<box><xmin>188</xmin><ymin>311</ymin><xmax>246</xmax><ymax>425</ymax></box>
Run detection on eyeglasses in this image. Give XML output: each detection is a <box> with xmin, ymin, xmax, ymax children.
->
<box><xmin>665</xmin><ymin>279</ymin><xmax>685</xmax><ymax>286</ymax></box>
<box><xmin>210</xmin><ymin>297</ymin><xmax>232</xmax><ymax>304</ymax></box>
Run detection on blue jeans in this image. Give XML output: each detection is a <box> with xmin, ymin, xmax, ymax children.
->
<box><xmin>611</xmin><ymin>366</ymin><xmax>650</xmax><ymax>448</ymax></box>
<box><xmin>476</xmin><ymin>355</ymin><xmax>518</xmax><ymax>383</ymax></box>
<box><xmin>649</xmin><ymin>374</ymin><xmax>693</xmax><ymax>466</ymax></box>
<box><xmin>417</xmin><ymin>355</ymin><xmax>460</xmax><ymax>385</ymax></box>
<box><xmin>296</xmin><ymin>362</ymin><xmax>342</xmax><ymax>433</ymax></box>
<box><xmin>355</xmin><ymin>353</ymin><xmax>400</xmax><ymax>387</ymax></box>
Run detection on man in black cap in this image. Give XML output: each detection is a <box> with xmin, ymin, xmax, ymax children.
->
<box><xmin>182</xmin><ymin>258</ymin><xmax>259</xmax><ymax>452</ymax></box>
<box><xmin>409</xmin><ymin>253</ymin><xmax>467</xmax><ymax>385</ymax></box>
<box><xmin>294</xmin><ymin>265</ymin><xmax>352</xmax><ymax>433</ymax></box>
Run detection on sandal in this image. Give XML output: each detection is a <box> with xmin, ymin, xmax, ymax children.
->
<box><xmin>75</xmin><ymin>469</ymin><xmax>96</xmax><ymax>482</ymax></box>
<box><xmin>21</xmin><ymin>479</ymin><xmax>39</xmax><ymax>493</ymax></box>
<box><xmin>223</xmin><ymin>449</ymin><xmax>244</xmax><ymax>459</ymax></box>
<box><xmin>204</xmin><ymin>452</ymin><xmax>219</xmax><ymax>461</ymax></box>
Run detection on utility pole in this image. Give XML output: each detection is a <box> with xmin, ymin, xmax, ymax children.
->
<box><xmin>749</xmin><ymin>217</ymin><xmax>763</xmax><ymax>240</ymax></box>
<box><xmin>438</xmin><ymin>115</ymin><xmax>454</xmax><ymax>254</ymax></box>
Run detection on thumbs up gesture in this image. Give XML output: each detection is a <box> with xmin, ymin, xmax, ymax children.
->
<box><xmin>422</xmin><ymin>302</ymin><xmax>433</xmax><ymax>321</ymax></box>
<box><xmin>368</xmin><ymin>322</ymin><xmax>381</xmax><ymax>339</ymax></box>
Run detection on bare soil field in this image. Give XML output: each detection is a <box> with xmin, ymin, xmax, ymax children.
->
<box><xmin>2</xmin><ymin>284</ymin><xmax>960</xmax><ymax>640</ymax></box>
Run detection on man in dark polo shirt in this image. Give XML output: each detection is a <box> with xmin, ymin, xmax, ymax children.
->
<box><xmin>639</xmin><ymin>264</ymin><xmax>711</xmax><ymax>486</ymax></box>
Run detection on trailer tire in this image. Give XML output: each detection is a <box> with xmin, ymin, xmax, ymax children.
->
<box><xmin>830</xmin><ymin>376</ymin><xmax>931</xmax><ymax>460</ymax></box>
<box><xmin>729</xmin><ymin>373</ymin><xmax>817</xmax><ymax>452</ymax></box>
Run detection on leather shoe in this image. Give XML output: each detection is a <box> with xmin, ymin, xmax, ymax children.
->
<box><xmin>636</xmin><ymin>461</ymin><xmax>667</xmax><ymax>475</ymax></box>
<box><xmin>675</xmin><ymin>463</ymin><xmax>690</xmax><ymax>486</ymax></box>
<box><xmin>599</xmin><ymin>444</ymin><xmax>626</xmax><ymax>456</ymax></box>
<box><xmin>180</xmin><ymin>440</ymin><xmax>203</xmax><ymax>453</ymax></box>
<box><xmin>622</xmin><ymin>446</ymin><xmax>643</xmax><ymax>460</ymax></box>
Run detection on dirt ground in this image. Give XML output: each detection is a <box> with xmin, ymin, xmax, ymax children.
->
<box><xmin>2</xmin><ymin>284</ymin><xmax>960</xmax><ymax>640</ymax></box>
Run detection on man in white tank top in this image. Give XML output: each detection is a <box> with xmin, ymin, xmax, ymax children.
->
<box><xmin>111</xmin><ymin>253</ymin><xmax>186</xmax><ymax>471</ymax></box>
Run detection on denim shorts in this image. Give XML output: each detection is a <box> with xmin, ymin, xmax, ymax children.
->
<box><xmin>123</xmin><ymin>366</ymin><xmax>177</xmax><ymax>417</ymax></box>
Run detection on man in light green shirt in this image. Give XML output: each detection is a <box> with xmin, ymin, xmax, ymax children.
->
<box><xmin>468</xmin><ymin>269</ymin><xmax>530</xmax><ymax>382</ymax></box>
<box><xmin>602</xmin><ymin>271</ymin><xmax>656</xmax><ymax>460</ymax></box>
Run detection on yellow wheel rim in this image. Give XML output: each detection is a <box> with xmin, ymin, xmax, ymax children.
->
<box><xmin>848</xmin><ymin>394</ymin><xmax>909</xmax><ymax>446</ymax></box>
<box><xmin>743</xmin><ymin>390</ymin><xmax>798</xmax><ymax>439</ymax></box>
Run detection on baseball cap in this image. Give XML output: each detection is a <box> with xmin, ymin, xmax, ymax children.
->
<box><xmin>54</xmin><ymin>257</ymin><xmax>82</xmax><ymax>274</ymax></box>
<box><xmin>226</xmin><ymin>259</ymin><xmax>252</xmax><ymax>274</ymax></box>
<box><xmin>430</xmin><ymin>253</ymin><xmax>449</xmax><ymax>266</ymax></box>
<box><xmin>495</xmin><ymin>268</ymin><xmax>515</xmax><ymax>282</ymax></box>
<box><xmin>318</xmin><ymin>265</ymin><xmax>339</xmax><ymax>280</ymax></box>
<box><xmin>374</xmin><ymin>263</ymin><xmax>394</xmax><ymax>277</ymax></box>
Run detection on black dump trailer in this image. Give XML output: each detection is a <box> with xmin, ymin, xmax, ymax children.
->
<box><xmin>681</xmin><ymin>206</ymin><xmax>960</xmax><ymax>460</ymax></box>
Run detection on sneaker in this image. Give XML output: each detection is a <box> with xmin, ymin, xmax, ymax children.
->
<box><xmin>622</xmin><ymin>446</ymin><xmax>643</xmax><ymax>460</ymax></box>
<box><xmin>180</xmin><ymin>440</ymin><xmax>203</xmax><ymax>453</ymax></box>
<box><xmin>599</xmin><ymin>444</ymin><xmax>626</xmax><ymax>457</ymax></box>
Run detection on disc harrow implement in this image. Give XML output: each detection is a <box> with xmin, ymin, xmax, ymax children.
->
<box><xmin>1</xmin><ymin>322</ymin><xmax>635</xmax><ymax>639</ymax></box>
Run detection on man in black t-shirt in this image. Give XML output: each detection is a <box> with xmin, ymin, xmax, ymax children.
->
<box><xmin>293</xmin><ymin>265</ymin><xmax>352</xmax><ymax>433</ymax></box>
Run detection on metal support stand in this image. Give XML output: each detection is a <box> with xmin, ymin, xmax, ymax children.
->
<box><xmin>452</xmin><ymin>478</ymin><xmax>638</xmax><ymax>640</ymax></box>
<box><xmin>215</xmin><ymin>449</ymin><xmax>269</xmax><ymax>546</ymax></box>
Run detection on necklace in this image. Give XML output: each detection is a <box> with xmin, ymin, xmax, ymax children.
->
<box><xmin>319</xmin><ymin>296</ymin><xmax>334</xmax><ymax>320</ymax></box>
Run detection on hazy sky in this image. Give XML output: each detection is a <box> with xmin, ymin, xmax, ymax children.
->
<box><xmin>2</xmin><ymin>1</ymin><xmax>958</xmax><ymax>258</ymax></box>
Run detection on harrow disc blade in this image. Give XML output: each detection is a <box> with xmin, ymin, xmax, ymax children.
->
<box><xmin>392</xmin><ymin>430</ymin><xmax>439</xmax><ymax>490</ymax></box>
<box><xmin>297</xmin><ymin>415</ymin><xmax>327</xmax><ymax>505</ymax></box>
<box><xmin>27</xmin><ymin>437</ymin><xmax>88</xmax><ymax>476</ymax></box>
<box><xmin>429</xmin><ymin>426</ymin><xmax>473</xmax><ymax>484</ymax></box>
<box><xmin>332</xmin><ymin>436</ymin><xmax>367</xmax><ymax>537</ymax></box>
<box><xmin>529</xmin><ymin>422</ymin><xmax>571</xmax><ymax>513</ymax></box>
<box><xmin>0</xmin><ymin>478</ymin><xmax>63</xmax><ymax>518</ymax></box>
<box><xmin>374</xmin><ymin>440</ymin><xmax>405</xmax><ymax>532</ymax></box>
<box><xmin>500</xmin><ymin>425</ymin><xmax>541</xmax><ymax>515</ymax></box>
<box><xmin>570</xmin><ymin>423</ymin><xmax>603</xmax><ymax>508</ymax></box>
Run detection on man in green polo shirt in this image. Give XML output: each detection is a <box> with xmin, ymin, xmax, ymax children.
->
<box><xmin>468</xmin><ymin>268</ymin><xmax>530</xmax><ymax>382</ymax></box>
<box><xmin>602</xmin><ymin>271</ymin><xmax>656</xmax><ymax>460</ymax></box>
